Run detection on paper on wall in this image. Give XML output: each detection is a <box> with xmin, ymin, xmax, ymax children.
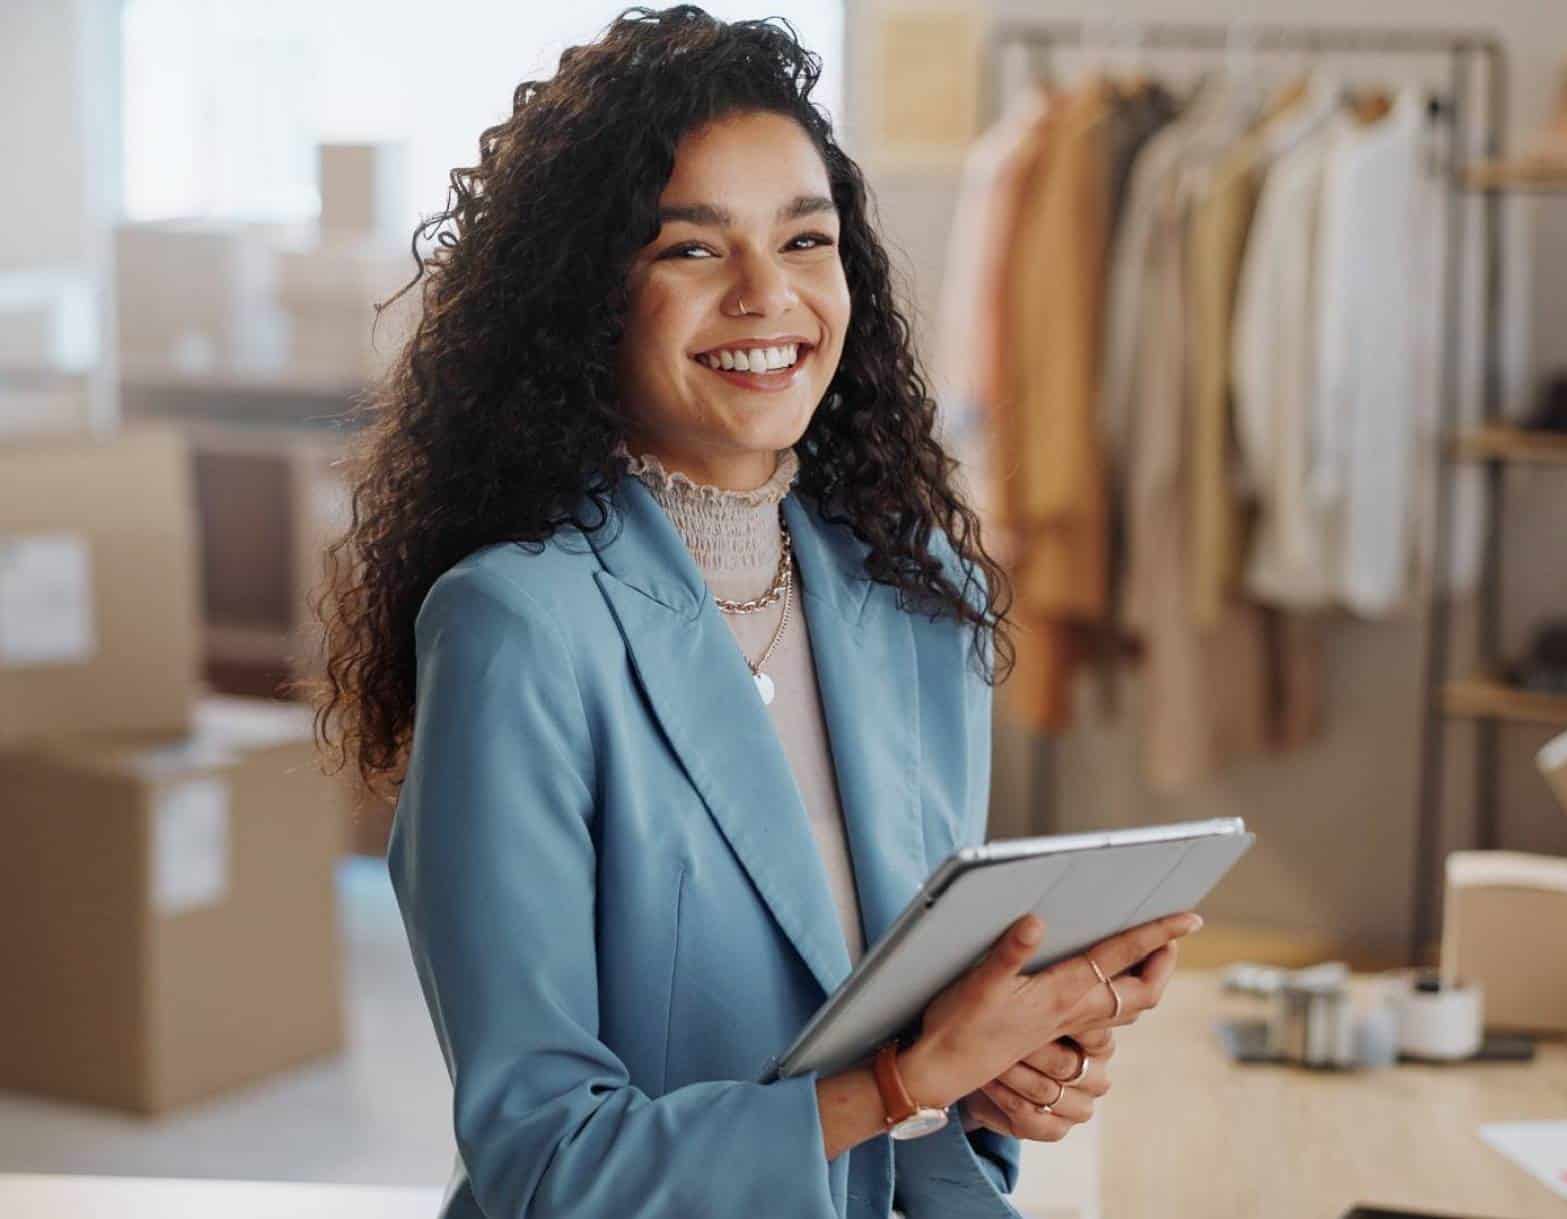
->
<box><xmin>0</xmin><ymin>531</ymin><xmax>96</xmax><ymax>667</ymax></box>
<box><xmin>151</xmin><ymin>777</ymin><xmax>232</xmax><ymax>917</ymax></box>
<box><xmin>1478</xmin><ymin>1120</ymin><xmax>1567</xmax><ymax>1201</ymax></box>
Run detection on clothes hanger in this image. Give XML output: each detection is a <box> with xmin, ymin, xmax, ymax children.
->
<box><xmin>1114</xmin><ymin>19</ymin><xmax>1151</xmax><ymax>97</ymax></box>
<box><xmin>1350</xmin><ymin>85</ymin><xmax>1394</xmax><ymax>125</ymax></box>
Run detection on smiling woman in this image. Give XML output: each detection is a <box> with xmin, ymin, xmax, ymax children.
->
<box><xmin>616</xmin><ymin>111</ymin><xmax>852</xmax><ymax>489</ymax></box>
<box><xmin>301</xmin><ymin>7</ymin><xmax>1061</xmax><ymax>1219</ymax></box>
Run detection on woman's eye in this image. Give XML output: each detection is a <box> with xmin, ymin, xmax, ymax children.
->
<box><xmin>663</xmin><ymin>233</ymin><xmax>836</xmax><ymax>259</ymax></box>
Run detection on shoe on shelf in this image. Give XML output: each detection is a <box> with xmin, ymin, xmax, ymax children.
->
<box><xmin>1507</xmin><ymin>618</ymin><xmax>1567</xmax><ymax>696</ymax></box>
<box><xmin>1523</xmin><ymin>373</ymin><xmax>1567</xmax><ymax>434</ymax></box>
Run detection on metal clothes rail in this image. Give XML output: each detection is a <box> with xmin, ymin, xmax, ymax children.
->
<box><xmin>979</xmin><ymin>20</ymin><xmax>1508</xmax><ymax>965</ymax></box>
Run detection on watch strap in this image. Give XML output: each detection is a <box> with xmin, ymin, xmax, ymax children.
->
<box><xmin>872</xmin><ymin>1041</ymin><xmax>918</xmax><ymax>1126</ymax></box>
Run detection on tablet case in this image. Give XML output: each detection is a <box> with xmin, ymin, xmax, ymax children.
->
<box><xmin>766</xmin><ymin>819</ymin><xmax>1254</xmax><ymax>1082</ymax></box>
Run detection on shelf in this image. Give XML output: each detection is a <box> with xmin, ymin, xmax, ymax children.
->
<box><xmin>1451</xmin><ymin>423</ymin><xmax>1567</xmax><ymax>466</ymax></box>
<box><xmin>1442</xmin><ymin>676</ymin><xmax>1567</xmax><ymax>727</ymax></box>
<box><xmin>206</xmin><ymin>623</ymin><xmax>297</xmax><ymax>666</ymax></box>
<box><xmin>1461</xmin><ymin>159</ymin><xmax>1567</xmax><ymax>194</ymax></box>
<box><xmin>119</xmin><ymin>354</ymin><xmax>369</xmax><ymax>400</ymax></box>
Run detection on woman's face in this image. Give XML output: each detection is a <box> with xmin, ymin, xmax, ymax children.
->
<box><xmin>617</xmin><ymin>109</ymin><xmax>851</xmax><ymax>490</ymax></box>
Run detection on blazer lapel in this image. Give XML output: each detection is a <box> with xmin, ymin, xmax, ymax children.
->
<box><xmin>585</xmin><ymin>472</ymin><xmax>928</xmax><ymax>1005</ymax></box>
<box><xmin>780</xmin><ymin>493</ymin><xmax>929</xmax><ymax>954</ymax></box>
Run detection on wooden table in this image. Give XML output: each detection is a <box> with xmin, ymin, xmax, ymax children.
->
<box><xmin>0</xmin><ymin>1174</ymin><xmax>444</xmax><ymax>1218</ymax></box>
<box><xmin>1098</xmin><ymin>973</ymin><xmax>1567</xmax><ymax>1218</ymax></box>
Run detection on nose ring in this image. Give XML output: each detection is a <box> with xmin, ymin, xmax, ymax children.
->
<box><xmin>738</xmin><ymin>295</ymin><xmax>749</xmax><ymax>315</ymax></box>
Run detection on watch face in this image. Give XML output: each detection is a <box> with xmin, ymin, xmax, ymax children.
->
<box><xmin>890</xmin><ymin>1108</ymin><xmax>950</xmax><ymax>1140</ymax></box>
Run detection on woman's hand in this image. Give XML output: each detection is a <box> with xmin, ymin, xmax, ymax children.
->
<box><xmin>962</xmin><ymin>1029</ymin><xmax>1117</xmax><ymax>1141</ymax></box>
<box><xmin>962</xmin><ymin>1032</ymin><xmax>1114</xmax><ymax>1141</ymax></box>
<box><xmin>957</xmin><ymin>937</ymin><xmax>1185</xmax><ymax>1142</ymax></box>
<box><xmin>898</xmin><ymin>911</ymin><xmax>1201</xmax><ymax>1115</ymax></box>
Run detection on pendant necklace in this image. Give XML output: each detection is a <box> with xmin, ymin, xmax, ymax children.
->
<box><xmin>713</xmin><ymin>508</ymin><xmax>792</xmax><ymax>705</ymax></box>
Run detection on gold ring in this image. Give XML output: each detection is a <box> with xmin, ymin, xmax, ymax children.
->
<box><xmin>1032</xmin><ymin>1076</ymin><xmax>1066</xmax><ymax>1116</ymax></box>
<box><xmin>1090</xmin><ymin>958</ymin><xmax>1123</xmax><ymax>1021</ymax></box>
<box><xmin>1066</xmin><ymin>1042</ymin><xmax>1090</xmax><ymax>1085</ymax></box>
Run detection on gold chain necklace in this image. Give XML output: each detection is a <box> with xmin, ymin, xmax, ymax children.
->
<box><xmin>713</xmin><ymin>506</ymin><xmax>791</xmax><ymax>705</ymax></box>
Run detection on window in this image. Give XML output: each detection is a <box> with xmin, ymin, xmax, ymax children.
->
<box><xmin>121</xmin><ymin>1</ymin><xmax>846</xmax><ymax>237</ymax></box>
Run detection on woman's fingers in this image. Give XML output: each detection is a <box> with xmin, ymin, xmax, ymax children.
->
<box><xmin>979</xmin><ymin>1065</ymin><xmax>1098</xmax><ymax>1141</ymax></box>
<box><xmin>1135</xmin><ymin>939</ymin><xmax>1180</xmax><ymax>996</ymax></box>
<box><xmin>985</xmin><ymin>915</ymin><xmax>1046</xmax><ymax>987</ymax></box>
<box><xmin>1046</xmin><ymin>913</ymin><xmax>1200</xmax><ymax>1027</ymax></box>
<box><xmin>1002</xmin><ymin>1053</ymin><xmax>1111</xmax><ymax>1100</ymax></box>
<box><xmin>962</xmin><ymin>1088</ymin><xmax>1016</xmax><ymax>1137</ymax></box>
<box><xmin>1072</xmin><ymin>1027</ymin><xmax>1116</xmax><ymax>1061</ymax></box>
<box><xmin>1098</xmin><ymin>911</ymin><xmax>1201</xmax><ymax>976</ymax></box>
<box><xmin>1018</xmin><ymin>1037</ymin><xmax>1086</xmax><ymax>1081</ymax></box>
<box><xmin>1016</xmin><ymin>1034</ymin><xmax>1112</xmax><ymax>1082</ymax></box>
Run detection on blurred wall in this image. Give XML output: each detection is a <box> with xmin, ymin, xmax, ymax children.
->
<box><xmin>846</xmin><ymin>0</ymin><xmax>1567</xmax><ymax>960</ymax></box>
<box><xmin>0</xmin><ymin>0</ymin><xmax>122</xmax><ymax>426</ymax></box>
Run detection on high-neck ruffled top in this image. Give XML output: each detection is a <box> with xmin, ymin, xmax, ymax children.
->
<box><xmin>611</xmin><ymin>440</ymin><xmax>800</xmax><ymax>579</ymax></box>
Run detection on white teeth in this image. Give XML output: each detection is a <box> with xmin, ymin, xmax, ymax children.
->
<box><xmin>698</xmin><ymin>341</ymin><xmax>802</xmax><ymax>369</ymax></box>
<box><xmin>698</xmin><ymin>342</ymin><xmax>802</xmax><ymax>373</ymax></box>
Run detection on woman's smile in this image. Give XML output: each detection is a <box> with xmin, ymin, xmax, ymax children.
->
<box><xmin>690</xmin><ymin>340</ymin><xmax>817</xmax><ymax>393</ymax></box>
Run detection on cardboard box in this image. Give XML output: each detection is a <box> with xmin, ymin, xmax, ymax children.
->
<box><xmin>1441</xmin><ymin>851</ymin><xmax>1567</xmax><ymax>1034</ymax></box>
<box><xmin>0</xmin><ymin>424</ymin><xmax>199</xmax><ymax>747</ymax></box>
<box><xmin>0</xmin><ymin>370</ymin><xmax>91</xmax><ymax>440</ymax></box>
<box><xmin>318</xmin><ymin>142</ymin><xmax>407</xmax><ymax>242</ymax></box>
<box><xmin>183</xmin><ymin>424</ymin><xmax>351</xmax><ymax>675</ymax></box>
<box><xmin>0</xmin><ymin>267</ymin><xmax>97</xmax><ymax>371</ymax></box>
<box><xmin>0</xmin><ymin>694</ymin><xmax>346</xmax><ymax>1114</ymax></box>
<box><xmin>115</xmin><ymin>221</ymin><xmax>288</xmax><ymax>376</ymax></box>
<box><xmin>274</xmin><ymin>235</ymin><xmax>413</xmax><ymax>386</ymax></box>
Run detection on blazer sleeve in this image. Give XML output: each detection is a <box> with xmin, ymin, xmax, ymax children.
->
<box><xmin>387</xmin><ymin>564</ymin><xmax>840</xmax><ymax>1219</ymax></box>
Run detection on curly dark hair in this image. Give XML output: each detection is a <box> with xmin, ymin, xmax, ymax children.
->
<box><xmin>297</xmin><ymin>3</ymin><xmax>1016</xmax><ymax>799</ymax></box>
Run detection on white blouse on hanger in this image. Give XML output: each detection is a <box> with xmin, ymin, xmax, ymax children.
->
<box><xmin>1232</xmin><ymin>110</ymin><xmax>1345</xmax><ymax>609</ymax></box>
<box><xmin>1310</xmin><ymin>85</ymin><xmax>1439</xmax><ymax>618</ymax></box>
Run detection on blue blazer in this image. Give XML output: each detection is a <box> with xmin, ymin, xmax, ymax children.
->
<box><xmin>387</xmin><ymin>469</ymin><xmax>1024</xmax><ymax>1219</ymax></box>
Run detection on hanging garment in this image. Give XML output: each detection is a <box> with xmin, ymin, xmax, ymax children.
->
<box><xmin>996</xmin><ymin>77</ymin><xmax>1115</xmax><ymax>734</ymax></box>
<box><xmin>1311</xmin><ymin>85</ymin><xmax>1444</xmax><ymax>618</ymax></box>
<box><xmin>1125</xmin><ymin>158</ymin><xmax>1273</xmax><ymax>792</ymax></box>
<box><xmin>1106</xmin><ymin>80</ymin><xmax>1182</xmax><ymax>238</ymax></box>
<box><xmin>1186</xmin><ymin>73</ymin><xmax>1325</xmax><ymax>628</ymax></box>
<box><xmin>1103</xmin><ymin>74</ymin><xmax>1242</xmax><ymax>475</ymax></box>
<box><xmin>1097</xmin><ymin>72</ymin><xmax>1235</xmax><ymax>716</ymax></box>
<box><xmin>934</xmin><ymin>84</ymin><xmax>1054</xmax><ymax>557</ymax></box>
<box><xmin>1110</xmin><ymin>74</ymin><xmax>1293</xmax><ymax>792</ymax></box>
<box><xmin>1232</xmin><ymin>114</ymin><xmax>1345</xmax><ymax>611</ymax></box>
<box><xmin>1086</xmin><ymin>79</ymin><xmax>1182</xmax><ymax>716</ymax></box>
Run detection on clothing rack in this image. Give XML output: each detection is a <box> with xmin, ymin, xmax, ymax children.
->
<box><xmin>980</xmin><ymin>21</ymin><xmax>1508</xmax><ymax>965</ymax></box>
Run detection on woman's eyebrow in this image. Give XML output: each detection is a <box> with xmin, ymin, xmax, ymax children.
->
<box><xmin>656</xmin><ymin>193</ymin><xmax>836</xmax><ymax>228</ymax></box>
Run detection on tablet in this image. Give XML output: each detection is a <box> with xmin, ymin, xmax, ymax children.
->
<box><xmin>762</xmin><ymin>817</ymin><xmax>1255</xmax><ymax>1083</ymax></box>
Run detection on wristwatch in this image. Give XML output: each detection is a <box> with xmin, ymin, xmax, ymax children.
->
<box><xmin>872</xmin><ymin>1040</ymin><xmax>950</xmax><ymax>1140</ymax></box>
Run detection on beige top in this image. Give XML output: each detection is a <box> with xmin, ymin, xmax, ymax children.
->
<box><xmin>615</xmin><ymin>441</ymin><xmax>868</xmax><ymax>968</ymax></box>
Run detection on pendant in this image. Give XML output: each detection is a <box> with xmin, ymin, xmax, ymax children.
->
<box><xmin>754</xmin><ymin>670</ymin><xmax>775</xmax><ymax>705</ymax></box>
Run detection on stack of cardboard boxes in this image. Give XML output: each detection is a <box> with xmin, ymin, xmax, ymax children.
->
<box><xmin>0</xmin><ymin>422</ymin><xmax>347</xmax><ymax>1116</ymax></box>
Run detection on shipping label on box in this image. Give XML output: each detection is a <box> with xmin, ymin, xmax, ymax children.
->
<box><xmin>0</xmin><ymin>531</ymin><xmax>96</xmax><ymax>667</ymax></box>
<box><xmin>150</xmin><ymin>777</ymin><xmax>232</xmax><ymax>917</ymax></box>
